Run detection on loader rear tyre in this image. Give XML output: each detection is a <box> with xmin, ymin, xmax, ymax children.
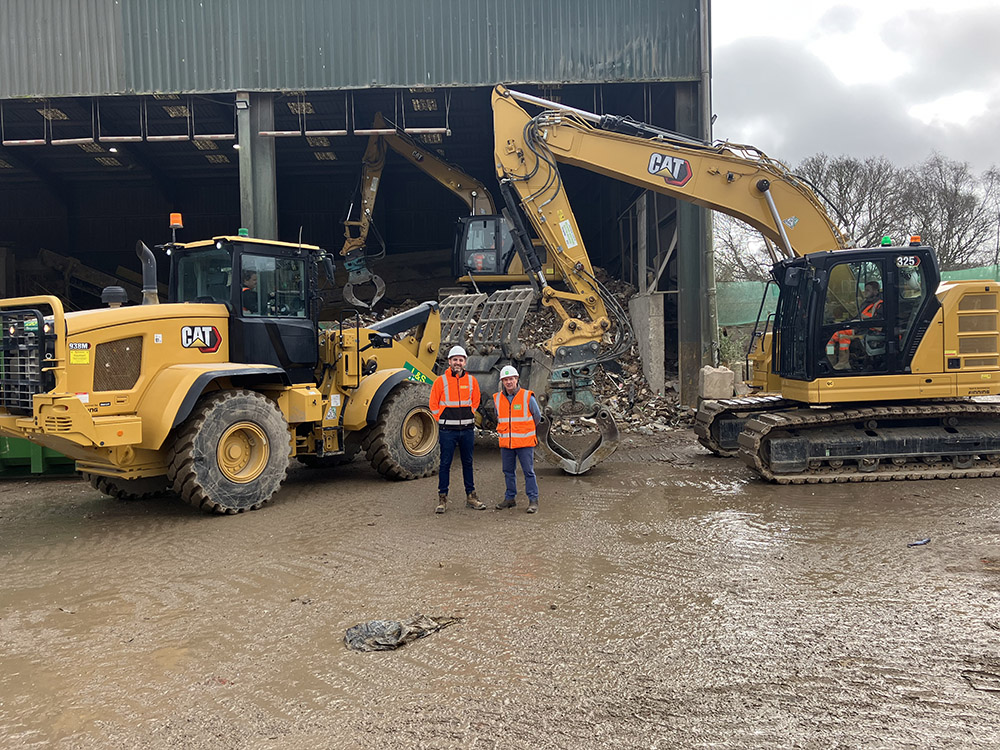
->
<box><xmin>361</xmin><ymin>382</ymin><xmax>439</xmax><ymax>480</ymax></box>
<box><xmin>167</xmin><ymin>389</ymin><xmax>290</xmax><ymax>514</ymax></box>
<box><xmin>82</xmin><ymin>472</ymin><xmax>170</xmax><ymax>501</ymax></box>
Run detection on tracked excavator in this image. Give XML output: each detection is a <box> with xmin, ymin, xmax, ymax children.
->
<box><xmin>442</xmin><ymin>85</ymin><xmax>1000</xmax><ymax>482</ymax></box>
<box><xmin>437</xmin><ymin>85</ymin><xmax>857</xmax><ymax>475</ymax></box>
<box><xmin>338</xmin><ymin>113</ymin><xmax>555</xmax><ymax>307</ymax></box>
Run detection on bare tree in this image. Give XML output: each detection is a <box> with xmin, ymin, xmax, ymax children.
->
<box><xmin>713</xmin><ymin>213</ymin><xmax>773</xmax><ymax>282</ymax></box>
<box><xmin>795</xmin><ymin>154</ymin><xmax>910</xmax><ymax>247</ymax></box>
<box><xmin>903</xmin><ymin>154</ymin><xmax>1000</xmax><ymax>269</ymax></box>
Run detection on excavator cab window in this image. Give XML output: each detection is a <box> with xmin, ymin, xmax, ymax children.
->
<box><xmin>819</xmin><ymin>260</ymin><xmax>887</xmax><ymax>375</ymax></box>
<box><xmin>808</xmin><ymin>248</ymin><xmax>938</xmax><ymax>379</ymax></box>
<box><xmin>456</xmin><ymin>217</ymin><xmax>501</xmax><ymax>274</ymax></box>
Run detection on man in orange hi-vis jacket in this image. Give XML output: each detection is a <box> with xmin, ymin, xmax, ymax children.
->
<box><xmin>493</xmin><ymin>364</ymin><xmax>542</xmax><ymax>514</ymax></box>
<box><xmin>429</xmin><ymin>345</ymin><xmax>485</xmax><ymax>515</ymax></box>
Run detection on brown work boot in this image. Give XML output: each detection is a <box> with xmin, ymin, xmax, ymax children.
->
<box><xmin>435</xmin><ymin>493</ymin><xmax>447</xmax><ymax>514</ymax></box>
<box><xmin>496</xmin><ymin>497</ymin><xmax>517</xmax><ymax>510</ymax></box>
<box><xmin>465</xmin><ymin>491</ymin><xmax>486</xmax><ymax>510</ymax></box>
<box><xmin>526</xmin><ymin>499</ymin><xmax>538</xmax><ymax>514</ymax></box>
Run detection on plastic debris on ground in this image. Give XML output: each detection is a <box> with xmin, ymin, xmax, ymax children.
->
<box><xmin>344</xmin><ymin>613</ymin><xmax>463</xmax><ymax>652</ymax></box>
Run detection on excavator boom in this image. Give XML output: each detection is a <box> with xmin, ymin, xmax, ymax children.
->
<box><xmin>340</xmin><ymin>113</ymin><xmax>496</xmax><ymax>307</ymax></box>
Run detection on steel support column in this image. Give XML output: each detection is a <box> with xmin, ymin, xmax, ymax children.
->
<box><xmin>236</xmin><ymin>92</ymin><xmax>278</xmax><ymax>239</ymax></box>
<box><xmin>674</xmin><ymin>81</ymin><xmax>715</xmax><ymax>406</ymax></box>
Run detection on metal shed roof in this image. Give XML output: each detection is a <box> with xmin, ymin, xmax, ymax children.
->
<box><xmin>0</xmin><ymin>0</ymin><xmax>703</xmax><ymax>98</ymax></box>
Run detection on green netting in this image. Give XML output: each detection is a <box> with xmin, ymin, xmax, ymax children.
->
<box><xmin>717</xmin><ymin>265</ymin><xmax>1000</xmax><ymax>327</ymax></box>
<box><xmin>717</xmin><ymin>282</ymin><xmax>779</xmax><ymax>326</ymax></box>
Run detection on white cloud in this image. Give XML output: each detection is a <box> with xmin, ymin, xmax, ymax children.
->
<box><xmin>712</xmin><ymin>0</ymin><xmax>1000</xmax><ymax>172</ymax></box>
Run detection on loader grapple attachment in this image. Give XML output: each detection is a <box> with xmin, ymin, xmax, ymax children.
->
<box><xmin>470</xmin><ymin>288</ymin><xmax>535</xmax><ymax>358</ymax></box>
<box><xmin>439</xmin><ymin>292</ymin><xmax>488</xmax><ymax>353</ymax></box>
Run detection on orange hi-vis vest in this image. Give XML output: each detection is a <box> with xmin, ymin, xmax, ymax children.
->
<box><xmin>494</xmin><ymin>388</ymin><xmax>536</xmax><ymax>449</ymax></box>
<box><xmin>433</xmin><ymin>371</ymin><xmax>477</xmax><ymax>428</ymax></box>
<box><xmin>862</xmin><ymin>299</ymin><xmax>882</xmax><ymax>318</ymax></box>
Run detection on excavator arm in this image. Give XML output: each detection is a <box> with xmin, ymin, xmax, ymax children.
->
<box><xmin>340</xmin><ymin>113</ymin><xmax>496</xmax><ymax>307</ymax></box>
<box><xmin>482</xmin><ymin>85</ymin><xmax>848</xmax><ymax>474</ymax></box>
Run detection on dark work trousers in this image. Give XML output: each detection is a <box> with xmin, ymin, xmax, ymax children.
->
<box><xmin>501</xmin><ymin>445</ymin><xmax>538</xmax><ymax>501</ymax></box>
<box><xmin>438</xmin><ymin>428</ymin><xmax>475</xmax><ymax>496</ymax></box>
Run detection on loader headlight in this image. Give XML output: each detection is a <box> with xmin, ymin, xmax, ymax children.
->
<box><xmin>8</xmin><ymin>325</ymin><xmax>14</xmax><ymax>335</ymax></box>
<box><xmin>43</xmin><ymin>323</ymin><xmax>50</xmax><ymax>333</ymax></box>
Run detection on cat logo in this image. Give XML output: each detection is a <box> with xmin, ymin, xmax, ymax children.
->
<box><xmin>647</xmin><ymin>153</ymin><xmax>692</xmax><ymax>187</ymax></box>
<box><xmin>180</xmin><ymin>325</ymin><xmax>222</xmax><ymax>353</ymax></box>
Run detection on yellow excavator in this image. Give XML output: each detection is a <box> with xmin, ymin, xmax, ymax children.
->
<box><xmin>446</xmin><ymin>85</ymin><xmax>1000</xmax><ymax>482</ymax></box>
<box><xmin>338</xmin><ymin>113</ymin><xmax>555</xmax><ymax>307</ymax></box>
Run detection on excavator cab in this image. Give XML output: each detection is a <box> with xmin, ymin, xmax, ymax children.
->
<box><xmin>169</xmin><ymin>236</ymin><xmax>321</xmax><ymax>383</ymax></box>
<box><xmin>452</xmin><ymin>214</ymin><xmax>550</xmax><ymax>283</ymax></box>
<box><xmin>770</xmin><ymin>245</ymin><xmax>940</xmax><ymax>381</ymax></box>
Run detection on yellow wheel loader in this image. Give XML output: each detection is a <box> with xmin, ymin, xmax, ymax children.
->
<box><xmin>0</xmin><ymin>232</ymin><xmax>441</xmax><ymax>513</ymax></box>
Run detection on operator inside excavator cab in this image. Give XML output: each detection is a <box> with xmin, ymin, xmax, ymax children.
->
<box><xmin>823</xmin><ymin>262</ymin><xmax>885</xmax><ymax>372</ymax></box>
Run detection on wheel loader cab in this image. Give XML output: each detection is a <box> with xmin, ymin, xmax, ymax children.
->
<box><xmin>771</xmin><ymin>246</ymin><xmax>941</xmax><ymax>382</ymax></box>
<box><xmin>169</xmin><ymin>236</ymin><xmax>319</xmax><ymax>382</ymax></box>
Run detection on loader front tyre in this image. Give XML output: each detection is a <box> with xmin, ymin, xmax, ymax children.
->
<box><xmin>82</xmin><ymin>472</ymin><xmax>170</xmax><ymax>501</ymax></box>
<box><xmin>167</xmin><ymin>389</ymin><xmax>290</xmax><ymax>514</ymax></box>
<box><xmin>362</xmin><ymin>382</ymin><xmax>439</xmax><ymax>480</ymax></box>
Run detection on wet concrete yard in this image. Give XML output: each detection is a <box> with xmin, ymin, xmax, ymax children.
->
<box><xmin>2</xmin><ymin>431</ymin><xmax>999</xmax><ymax>748</ymax></box>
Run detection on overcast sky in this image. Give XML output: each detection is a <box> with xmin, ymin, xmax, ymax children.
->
<box><xmin>711</xmin><ymin>0</ymin><xmax>1000</xmax><ymax>174</ymax></box>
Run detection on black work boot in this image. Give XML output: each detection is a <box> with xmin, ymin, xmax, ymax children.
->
<box><xmin>466</xmin><ymin>491</ymin><xmax>486</xmax><ymax>510</ymax></box>
<box><xmin>526</xmin><ymin>499</ymin><xmax>538</xmax><ymax>514</ymax></box>
<box><xmin>496</xmin><ymin>498</ymin><xmax>517</xmax><ymax>510</ymax></box>
<box><xmin>435</xmin><ymin>493</ymin><xmax>447</xmax><ymax>514</ymax></box>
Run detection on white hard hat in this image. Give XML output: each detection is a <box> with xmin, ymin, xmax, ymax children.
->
<box><xmin>447</xmin><ymin>345</ymin><xmax>468</xmax><ymax>359</ymax></box>
<box><xmin>499</xmin><ymin>365</ymin><xmax>519</xmax><ymax>379</ymax></box>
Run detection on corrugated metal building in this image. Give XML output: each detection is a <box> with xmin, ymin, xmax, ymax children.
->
<box><xmin>0</xmin><ymin>0</ymin><xmax>714</xmax><ymax>399</ymax></box>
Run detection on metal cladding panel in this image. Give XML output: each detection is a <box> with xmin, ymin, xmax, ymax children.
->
<box><xmin>2</xmin><ymin>0</ymin><xmax>700</xmax><ymax>97</ymax></box>
<box><xmin>0</xmin><ymin>0</ymin><xmax>124</xmax><ymax>98</ymax></box>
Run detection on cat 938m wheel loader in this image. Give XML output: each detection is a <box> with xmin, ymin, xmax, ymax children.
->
<box><xmin>0</xmin><ymin>231</ymin><xmax>441</xmax><ymax>513</ymax></box>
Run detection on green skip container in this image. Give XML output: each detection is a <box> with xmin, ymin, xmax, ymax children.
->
<box><xmin>0</xmin><ymin>437</ymin><xmax>75</xmax><ymax>475</ymax></box>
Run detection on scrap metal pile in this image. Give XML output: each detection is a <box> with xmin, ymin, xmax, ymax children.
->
<box><xmin>344</xmin><ymin>268</ymin><xmax>690</xmax><ymax>435</ymax></box>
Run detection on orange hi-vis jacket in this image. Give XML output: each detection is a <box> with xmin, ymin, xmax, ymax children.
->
<box><xmin>494</xmin><ymin>388</ymin><xmax>537</xmax><ymax>449</ymax></box>
<box><xmin>430</xmin><ymin>370</ymin><xmax>480</xmax><ymax>429</ymax></box>
<box><xmin>862</xmin><ymin>299</ymin><xmax>882</xmax><ymax>318</ymax></box>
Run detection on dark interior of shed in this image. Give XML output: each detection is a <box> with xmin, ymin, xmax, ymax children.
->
<box><xmin>0</xmin><ymin>82</ymin><xmax>680</xmax><ymax>330</ymax></box>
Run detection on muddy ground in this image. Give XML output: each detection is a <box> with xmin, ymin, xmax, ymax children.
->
<box><xmin>2</xmin><ymin>430</ymin><xmax>1000</xmax><ymax>749</ymax></box>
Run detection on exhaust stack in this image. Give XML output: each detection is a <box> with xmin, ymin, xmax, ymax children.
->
<box><xmin>135</xmin><ymin>241</ymin><xmax>160</xmax><ymax>305</ymax></box>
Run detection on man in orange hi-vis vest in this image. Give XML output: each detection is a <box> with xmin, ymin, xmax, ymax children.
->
<box><xmin>429</xmin><ymin>345</ymin><xmax>486</xmax><ymax>514</ymax></box>
<box><xmin>493</xmin><ymin>364</ymin><xmax>542</xmax><ymax>514</ymax></box>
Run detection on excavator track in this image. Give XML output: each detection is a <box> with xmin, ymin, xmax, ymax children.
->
<box><xmin>736</xmin><ymin>400</ymin><xmax>1000</xmax><ymax>484</ymax></box>
<box><xmin>694</xmin><ymin>394</ymin><xmax>797</xmax><ymax>456</ymax></box>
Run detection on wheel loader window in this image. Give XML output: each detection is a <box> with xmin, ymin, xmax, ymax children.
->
<box><xmin>241</xmin><ymin>254</ymin><xmax>307</xmax><ymax>318</ymax></box>
<box><xmin>175</xmin><ymin>246</ymin><xmax>232</xmax><ymax>307</ymax></box>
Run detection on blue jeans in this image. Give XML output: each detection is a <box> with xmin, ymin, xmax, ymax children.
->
<box><xmin>438</xmin><ymin>428</ymin><xmax>475</xmax><ymax>495</ymax></box>
<box><xmin>501</xmin><ymin>446</ymin><xmax>538</xmax><ymax>501</ymax></box>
